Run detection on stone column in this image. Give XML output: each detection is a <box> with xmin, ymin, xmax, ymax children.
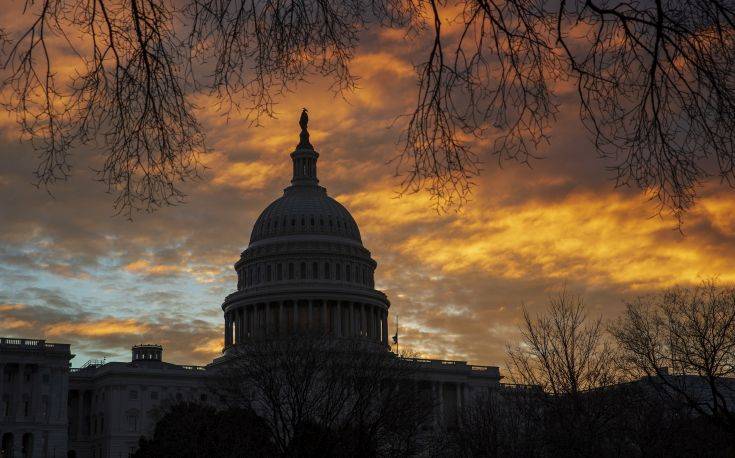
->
<box><xmin>245</xmin><ymin>306</ymin><xmax>252</xmax><ymax>340</ymax></box>
<box><xmin>374</xmin><ymin>308</ymin><xmax>380</xmax><ymax>341</ymax></box>
<box><xmin>15</xmin><ymin>363</ymin><xmax>24</xmax><ymax>421</ymax></box>
<box><xmin>0</xmin><ymin>363</ymin><xmax>4</xmax><ymax>410</ymax></box>
<box><xmin>322</xmin><ymin>301</ymin><xmax>328</xmax><ymax>334</ymax></box>
<box><xmin>230</xmin><ymin>311</ymin><xmax>235</xmax><ymax>344</ymax></box>
<box><xmin>246</xmin><ymin>305</ymin><xmax>255</xmax><ymax>339</ymax></box>
<box><xmin>439</xmin><ymin>382</ymin><xmax>446</xmax><ymax>424</ymax></box>
<box><xmin>431</xmin><ymin>382</ymin><xmax>440</xmax><ymax>428</ymax></box>
<box><xmin>265</xmin><ymin>303</ymin><xmax>271</xmax><ymax>337</ymax></box>
<box><xmin>234</xmin><ymin>311</ymin><xmax>241</xmax><ymax>344</ymax></box>
<box><xmin>279</xmin><ymin>302</ymin><xmax>285</xmax><ymax>336</ymax></box>
<box><xmin>369</xmin><ymin>307</ymin><xmax>375</xmax><ymax>340</ymax></box>
<box><xmin>233</xmin><ymin>309</ymin><xmax>238</xmax><ymax>342</ymax></box>
<box><xmin>308</xmin><ymin>300</ymin><xmax>314</xmax><ymax>331</ymax></box>
<box><xmin>60</xmin><ymin>367</ymin><xmax>69</xmax><ymax>420</ymax></box>
<box><xmin>293</xmin><ymin>301</ymin><xmax>299</xmax><ymax>330</ymax></box>
<box><xmin>359</xmin><ymin>304</ymin><xmax>364</xmax><ymax>337</ymax></box>
<box><xmin>381</xmin><ymin>310</ymin><xmax>388</xmax><ymax>345</ymax></box>
<box><xmin>31</xmin><ymin>365</ymin><xmax>40</xmax><ymax>421</ymax></box>
<box><xmin>223</xmin><ymin>313</ymin><xmax>228</xmax><ymax>346</ymax></box>
<box><xmin>224</xmin><ymin>313</ymin><xmax>231</xmax><ymax>347</ymax></box>
<box><xmin>336</xmin><ymin>302</ymin><xmax>342</xmax><ymax>337</ymax></box>
<box><xmin>76</xmin><ymin>390</ymin><xmax>83</xmax><ymax>439</ymax></box>
<box><xmin>368</xmin><ymin>305</ymin><xmax>374</xmax><ymax>339</ymax></box>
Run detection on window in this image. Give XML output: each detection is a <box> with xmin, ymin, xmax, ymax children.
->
<box><xmin>100</xmin><ymin>414</ymin><xmax>104</xmax><ymax>432</ymax></box>
<box><xmin>200</xmin><ymin>393</ymin><xmax>207</xmax><ymax>402</ymax></box>
<box><xmin>277</xmin><ymin>263</ymin><xmax>283</xmax><ymax>281</ymax></box>
<box><xmin>42</xmin><ymin>374</ymin><xmax>50</xmax><ymax>384</ymax></box>
<box><xmin>266</xmin><ymin>265</ymin><xmax>272</xmax><ymax>282</ymax></box>
<box><xmin>41</xmin><ymin>396</ymin><xmax>49</xmax><ymax>418</ymax></box>
<box><xmin>288</xmin><ymin>263</ymin><xmax>294</xmax><ymax>280</ymax></box>
<box><xmin>312</xmin><ymin>262</ymin><xmax>319</xmax><ymax>279</ymax></box>
<box><xmin>346</xmin><ymin>265</ymin><xmax>351</xmax><ymax>282</ymax></box>
<box><xmin>150</xmin><ymin>391</ymin><xmax>158</xmax><ymax>400</ymax></box>
<box><xmin>324</xmin><ymin>263</ymin><xmax>330</xmax><ymax>279</ymax></box>
<box><xmin>2</xmin><ymin>395</ymin><xmax>10</xmax><ymax>416</ymax></box>
<box><xmin>127</xmin><ymin>414</ymin><xmax>138</xmax><ymax>432</ymax></box>
<box><xmin>22</xmin><ymin>395</ymin><xmax>30</xmax><ymax>417</ymax></box>
<box><xmin>129</xmin><ymin>390</ymin><xmax>138</xmax><ymax>400</ymax></box>
<box><xmin>300</xmin><ymin>262</ymin><xmax>306</xmax><ymax>279</ymax></box>
<box><xmin>336</xmin><ymin>264</ymin><xmax>341</xmax><ymax>280</ymax></box>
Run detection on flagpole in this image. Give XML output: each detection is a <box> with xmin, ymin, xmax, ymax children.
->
<box><xmin>392</xmin><ymin>315</ymin><xmax>399</xmax><ymax>354</ymax></box>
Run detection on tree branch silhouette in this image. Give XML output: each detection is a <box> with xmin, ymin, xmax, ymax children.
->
<box><xmin>2</xmin><ymin>1</ymin><xmax>735</xmax><ymax>221</ymax></box>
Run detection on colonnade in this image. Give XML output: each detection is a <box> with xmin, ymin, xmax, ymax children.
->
<box><xmin>224</xmin><ymin>300</ymin><xmax>389</xmax><ymax>347</ymax></box>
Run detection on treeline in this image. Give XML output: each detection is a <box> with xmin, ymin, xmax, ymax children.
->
<box><xmin>134</xmin><ymin>282</ymin><xmax>735</xmax><ymax>457</ymax></box>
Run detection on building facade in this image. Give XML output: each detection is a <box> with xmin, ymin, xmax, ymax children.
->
<box><xmin>66</xmin><ymin>346</ymin><xmax>207</xmax><ymax>458</ymax></box>
<box><xmin>1</xmin><ymin>113</ymin><xmax>501</xmax><ymax>457</ymax></box>
<box><xmin>0</xmin><ymin>338</ymin><xmax>72</xmax><ymax>458</ymax></box>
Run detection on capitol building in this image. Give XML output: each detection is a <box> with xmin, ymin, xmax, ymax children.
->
<box><xmin>0</xmin><ymin>113</ymin><xmax>501</xmax><ymax>458</ymax></box>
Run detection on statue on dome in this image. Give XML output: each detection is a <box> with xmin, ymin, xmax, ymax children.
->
<box><xmin>299</xmin><ymin>108</ymin><xmax>308</xmax><ymax>132</ymax></box>
<box><xmin>298</xmin><ymin>108</ymin><xmax>312</xmax><ymax>148</ymax></box>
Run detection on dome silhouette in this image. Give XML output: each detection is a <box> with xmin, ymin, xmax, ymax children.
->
<box><xmin>222</xmin><ymin>111</ymin><xmax>390</xmax><ymax>350</ymax></box>
<box><xmin>249</xmin><ymin>186</ymin><xmax>362</xmax><ymax>244</ymax></box>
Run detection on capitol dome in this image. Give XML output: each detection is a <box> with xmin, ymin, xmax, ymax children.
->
<box><xmin>249</xmin><ymin>186</ymin><xmax>362</xmax><ymax>244</ymax></box>
<box><xmin>221</xmin><ymin>110</ymin><xmax>390</xmax><ymax>352</ymax></box>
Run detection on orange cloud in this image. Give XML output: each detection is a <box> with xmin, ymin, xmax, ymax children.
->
<box><xmin>124</xmin><ymin>260</ymin><xmax>183</xmax><ymax>276</ymax></box>
<box><xmin>45</xmin><ymin>319</ymin><xmax>150</xmax><ymax>338</ymax></box>
<box><xmin>342</xmin><ymin>185</ymin><xmax>735</xmax><ymax>291</ymax></box>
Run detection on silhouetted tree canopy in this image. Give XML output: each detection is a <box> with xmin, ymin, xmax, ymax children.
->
<box><xmin>132</xmin><ymin>402</ymin><xmax>276</xmax><ymax>457</ymax></box>
<box><xmin>210</xmin><ymin>337</ymin><xmax>435</xmax><ymax>457</ymax></box>
<box><xmin>611</xmin><ymin>280</ymin><xmax>735</xmax><ymax>439</ymax></box>
<box><xmin>2</xmin><ymin>0</ymin><xmax>735</xmax><ymax>220</ymax></box>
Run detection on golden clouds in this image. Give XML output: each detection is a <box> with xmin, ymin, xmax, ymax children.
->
<box><xmin>208</xmin><ymin>156</ymin><xmax>286</xmax><ymax>191</ymax></box>
<box><xmin>342</xmin><ymin>185</ymin><xmax>735</xmax><ymax>291</ymax></box>
<box><xmin>0</xmin><ymin>303</ymin><xmax>25</xmax><ymax>312</ymax></box>
<box><xmin>45</xmin><ymin>319</ymin><xmax>150</xmax><ymax>337</ymax></box>
<box><xmin>0</xmin><ymin>304</ymin><xmax>33</xmax><ymax>331</ymax></box>
<box><xmin>124</xmin><ymin>260</ymin><xmax>182</xmax><ymax>276</ymax></box>
<box><xmin>352</xmin><ymin>53</ymin><xmax>414</xmax><ymax>78</ymax></box>
<box><xmin>192</xmin><ymin>337</ymin><xmax>223</xmax><ymax>356</ymax></box>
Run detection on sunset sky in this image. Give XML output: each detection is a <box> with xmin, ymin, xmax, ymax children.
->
<box><xmin>2</xmin><ymin>11</ymin><xmax>735</xmax><ymax>370</ymax></box>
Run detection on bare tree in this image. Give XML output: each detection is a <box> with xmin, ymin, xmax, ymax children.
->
<box><xmin>2</xmin><ymin>0</ymin><xmax>205</xmax><ymax>217</ymax></box>
<box><xmin>3</xmin><ymin>1</ymin><xmax>735</xmax><ymax>221</ymax></box>
<box><xmin>209</xmin><ymin>336</ymin><xmax>434</xmax><ymax>457</ymax></box>
<box><xmin>505</xmin><ymin>290</ymin><xmax>620</xmax><ymax>456</ymax></box>
<box><xmin>448</xmin><ymin>386</ymin><xmax>545</xmax><ymax>457</ymax></box>
<box><xmin>506</xmin><ymin>290</ymin><xmax>618</xmax><ymax>396</ymax></box>
<box><xmin>610</xmin><ymin>280</ymin><xmax>735</xmax><ymax>437</ymax></box>
<box><xmin>401</xmin><ymin>0</ymin><xmax>735</xmax><ymax>222</ymax></box>
<box><xmin>0</xmin><ymin>0</ymin><xmax>416</xmax><ymax>217</ymax></box>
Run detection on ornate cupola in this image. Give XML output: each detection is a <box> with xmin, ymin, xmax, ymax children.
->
<box><xmin>221</xmin><ymin>110</ymin><xmax>390</xmax><ymax>353</ymax></box>
<box><xmin>290</xmin><ymin>109</ymin><xmax>319</xmax><ymax>186</ymax></box>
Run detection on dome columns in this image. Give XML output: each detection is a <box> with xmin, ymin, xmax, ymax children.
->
<box><xmin>223</xmin><ymin>300</ymin><xmax>389</xmax><ymax>351</ymax></box>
